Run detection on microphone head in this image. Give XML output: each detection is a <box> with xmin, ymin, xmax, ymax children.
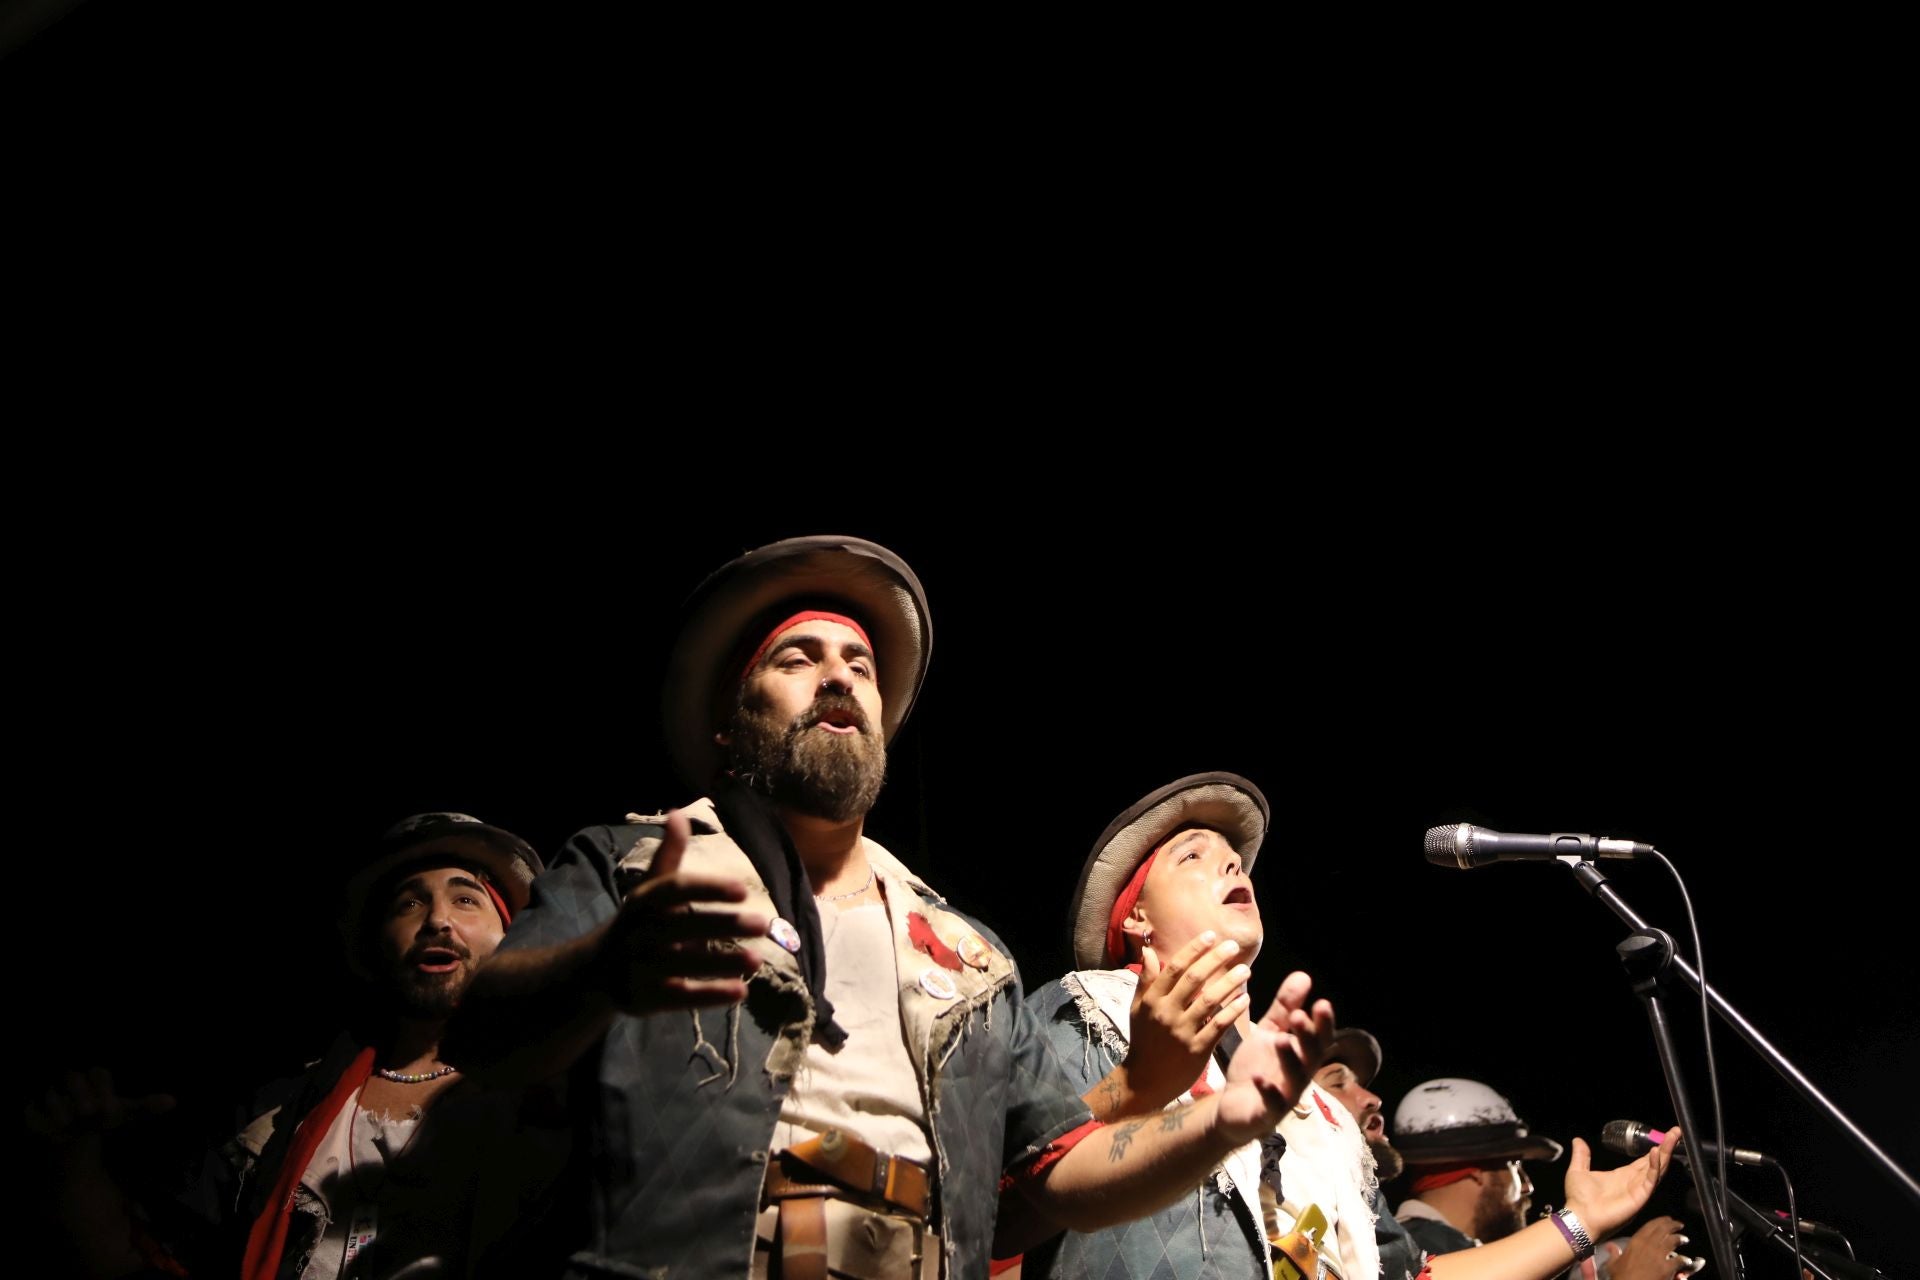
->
<box><xmin>1425</xmin><ymin>823</ymin><xmax>1472</xmax><ymax>869</ymax></box>
<box><xmin>1600</xmin><ymin>1119</ymin><xmax>1649</xmax><ymax>1158</ymax></box>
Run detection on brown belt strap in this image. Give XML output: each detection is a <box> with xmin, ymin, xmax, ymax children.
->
<box><xmin>773</xmin><ymin>1194</ymin><xmax>828</xmax><ymax>1280</ymax></box>
<box><xmin>775</xmin><ymin>1128</ymin><xmax>931</xmax><ymax>1220</ymax></box>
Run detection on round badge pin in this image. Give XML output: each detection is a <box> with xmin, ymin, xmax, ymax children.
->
<box><xmin>918</xmin><ymin>968</ymin><xmax>958</xmax><ymax>1001</ymax></box>
<box><xmin>768</xmin><ymin>917</ymin><xmax>802</xmax><ymax>953</ymax></box>
<box><xmin>957</xmin><ymin>934</ymin><xmax>994</xmax><ymax>970</ymax></box>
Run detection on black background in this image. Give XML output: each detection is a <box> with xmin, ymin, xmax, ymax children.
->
<box><xmin>11</xmin><ymin>7</ymin><xmax>1914</xmax><ymax>1276</ymax></box>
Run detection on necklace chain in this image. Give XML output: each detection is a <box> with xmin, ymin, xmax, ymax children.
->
<box><xmin>815</xmin><ymin>862</ymin><xmax>874</xmax><ymax>903</ymax></box>
<box><xmin>375</xmin><ymin>1064</ymin><xmax>459</xmax><ymax>1084</ymax></box>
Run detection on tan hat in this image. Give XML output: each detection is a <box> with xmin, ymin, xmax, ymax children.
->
<box><xmin>1067</xmin><ymin>772</ymin><xmax>1269</xmax><ymax>970</ymax></box>
<box><xmin>340</xmin><ymin>813</ymin><xmax>543</xmax><ymax>979</ymax></box>
<box><xmin>661</xmin><ymin>535</ymin><xmax>931</xmax><ymax>790</ymax></box>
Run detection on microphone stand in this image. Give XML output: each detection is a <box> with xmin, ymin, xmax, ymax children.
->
<box><xmin>1559</xmin><ymin>859</ymin><xmax>1919</xmax><ymax>1207</ymax></box>
<box><xmin>1613</xmin><ymin>925</ymin><xmax>1742</xmax><ymax>1280</ymax></box>
<box><xmin>1712</xmin><ymin>1181</ymin><xmax>1886</xmax><ymax>1280</ymax></box>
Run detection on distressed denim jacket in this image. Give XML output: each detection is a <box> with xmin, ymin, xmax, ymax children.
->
<box><xmin>502</xmin><ymin>800</ymin><xmax>1092</xmax><ymax>1279</ymax></box>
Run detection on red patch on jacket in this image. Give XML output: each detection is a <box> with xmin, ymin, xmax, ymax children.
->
<box><xmin>1315</xmin><ymin>1091</ymin><xmax>1340</xmax><ymax>1126</ymax></box>
<box><xmin>908</xmin><ymin>912</ymin><xmax>963</xmax><ymax>971</ymax></box>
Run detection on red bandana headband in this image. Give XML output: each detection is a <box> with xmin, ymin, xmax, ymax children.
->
<box><xmin>1408</xmin><ymin>1163</ymin><xmax>1483</xmax><ymax>1194</ymax></box>
<box><xmin>740</xmin><ymin>610</ymin><xmax>874</xmax><ymax>682</ymax></box>
<box><xmin>1104</xmin><ymin>849</ymin><xmax>1161</xmax><ymax>966</ymax></box>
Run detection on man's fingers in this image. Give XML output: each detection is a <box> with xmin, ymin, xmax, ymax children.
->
<box><xmin>1149</xmin><ymin>931</ymin><xmax>1218</xmax><ymax>994</ymax></box>
<box><xmin>650</xmin><ymin>977</ymin><xmax>751</xmax><ymax>1011</ymax></box>
<box><xmin>1194</xmin><ymin>965</ymin><xmax>1252</xmax><ymax>1020</ymax></box>
<box><xmin>646</xmin><ymin>809</ymin><xmax>693</xmax><ymax>880</ymax></box>
<box><xmin>1650</xmin><ymin>1127</ymin><xmax>1679</xmax><ymax>1180</ymax></box>
<box><xmin>1570</xmin><ymin>1135</ymin><xmax>1593</xmax><ymax>1176</ymax></box>
<box><xmin>636</xmin><ymin>948</ymin><xmax>762</xmax><ymax>980</ymax></box>
<box><xmin>1211</xmin><ymin>992</ymin><xmax>1252</xmax><ymax>1027</ymax></box>
<box><xmin>629</xmin><ymin>872</ymin><xmax>752</xmax><ymax>911</ymax></box>
<box><xmin>1272</xmin><ymin>970</ymin><xmax>1312</xmax><ymax>1014</ymax></box>
<box><xmin>1256</xmin><ymin>972</ymin><xmax>1314</xmax><ymax>1032</ymax></box>
<box><xmin>651</xmin><ymin>909</ymin><xmax>774</xmax><ymax>943</ymax></box>
<box><xmin>1170</xmin><ymin>938</ymin><xmax>1240</xmax><ymax>1003</ymax></box>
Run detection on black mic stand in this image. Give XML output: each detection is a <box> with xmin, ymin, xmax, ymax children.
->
<box><xmin>1560</xmin><ymin>860</ymin><xmax>1919</xmax><ymax>1207</ymax></box>
<box><xmin>1614</xmin><ymin>927</ymin><xmax>1742</xmax><ymax>1280</ymax></box>
<box><xmin>1710</xmin><ymin>1180</ymin><xmax>1886</xmax><ymax>1280</ymax></box>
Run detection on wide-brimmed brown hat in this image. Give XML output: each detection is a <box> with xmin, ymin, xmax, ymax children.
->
<box><xmin>1068</xmin><ymin>772</ymin><xmax>1269</xmax><ymax>970</ymax></box>
<box><xmin>662</xmin><ymin>535</ymin><xmax>931</xmax><ymax>790</ymax></box>
<box><xmin>1325</xmin><ymin>1027</ymin><xmax>1384</xmax><ymax>1088</ymax></box>
<box><xmin>340</xmin><ymin>812</ymin><xmax>544</xmax><ymax>978</ymax></box>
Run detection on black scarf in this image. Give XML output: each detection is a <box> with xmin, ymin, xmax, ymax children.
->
<box><xmin>711</xmin><ymin>775</ymin><xmax>848</xmax><ymax>1050</ymax></box>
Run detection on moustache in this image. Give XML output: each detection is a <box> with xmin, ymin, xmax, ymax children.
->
<box><xmin>404</xmin><ymin>937</ymin><xmax>474</xmax><ymax>966</ymax></box>
<box><xmin>794</xmin><ymin>694</ymin><xmax>872</xmax><ymax>735</ymax></box>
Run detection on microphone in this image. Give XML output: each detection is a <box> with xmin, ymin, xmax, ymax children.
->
<box><xmin>1769</xmin><ymin>1211</ymin><xmax>1855</xmax><ymax>1249</ymax></box>
<box><xmin>1425</xmin><ymin>824</ymin><xmax>1657</xmax><ymax>869</ymax></box>
<box><xmin>1601</xmin><ymin>1119</ymin><xmax>1776</xmax><ymax>1168</ymax></box>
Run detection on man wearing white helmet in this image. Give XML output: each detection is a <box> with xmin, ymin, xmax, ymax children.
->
<box><xmin>1392</xmin><ymin>1077</ymin><xmax>1564</xmax><ymax>1255</ymax></box>
<box><xmin>1392</xmin><ymin>1078</ymin><xmax>1698</xmax><ymax>1280</ymax></box>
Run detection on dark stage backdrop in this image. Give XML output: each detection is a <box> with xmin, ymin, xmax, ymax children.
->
<box><xmin>27</xmin><ymin>513</ymin><xmax>1916</xmax><ymax>1274</ymax></box>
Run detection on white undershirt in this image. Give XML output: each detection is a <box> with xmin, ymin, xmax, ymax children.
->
<box><xmin>771</xmin><ymin>901</ymin><xmax>932</xmax><ymax>1164</ymax></box>
<box><xmin>295</xmin><ymin>1091</ymin><xmax>463</xmax><ymax>1279</ymax></box>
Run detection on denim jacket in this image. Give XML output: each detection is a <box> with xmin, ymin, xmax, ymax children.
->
<box><xmin>501</xmin><ymin>800</ymin><xmax>1092</xmax><ymax>1279</ymax></box>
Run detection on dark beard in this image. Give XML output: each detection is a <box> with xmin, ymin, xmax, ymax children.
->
<box><xmin>1474</xmin><ymin>1182</ymin><xmax>1528</xmax><ymax>1243</ymax></box>
<box><xmin>386</xmin><ymin>938</ymin><xmax>474</xmax><ymax>1020</ymax></box>
<box><xmin>1368</xmin><ymin>1136</ymin><xmax>1404</xmax><ymax>1182</ymax></box>
<box><xmin>727</xmin><ymin>693</ymin><xmax>887</xmax><ymax>821</ymax></box>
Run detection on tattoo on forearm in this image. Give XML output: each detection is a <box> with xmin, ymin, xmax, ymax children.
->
<box><xmin>1108</xmin><ymin>1120</ymin><xmax>1146</xmax><ymax>1163</ymax></box>
<box><xmin>1099</xmin><ymin>1077</ymin><xmax>1122</xmax><ymax>1117</ymax></box>
<box><xmin>1159</xmin><ymin>1108</ymin><xmax>1188</xmax><ymax>1133</ymax></box>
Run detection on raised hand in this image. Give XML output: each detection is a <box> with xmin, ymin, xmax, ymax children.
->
<box><xmin>599</xmin><ymin>809</ymin><xmax>772</xmax><ymax>1013</ymax></box>
<box><xmin>1607</xmin><ymin>1215</ymin><xmax>1696</xmax><ymax>1280</ymax></box>
<box><xmin>26</xmin><ymin>1067</ymin><xmax>175</xmax><ymax>1151</ymax></box>
<box><xmin>1565</xmin><ymin>1129</ymin><xmax>1680</xmax><ymax>1242</ymax></box>
<box><xmin>1215</xmin><ymin>972</ymin><xmax>1336</xmax><ymax>1143</ymax></box>
<box><xmin>1121</xmin><ymin>930</ymin><xmax>1252</xmax><ymax>1109</ymax></box>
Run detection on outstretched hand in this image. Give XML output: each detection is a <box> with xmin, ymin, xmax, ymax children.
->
<box><xmin>1121</xmin><ymin>930</ymin><xmax>1253</xmax><ymax>1110</ymax></box>
<box><xmin>1607</xmin><ymin>1215</ymin><xmax>1696</xmax><ymax>1280</ymax></box>
<box><xmin>1565</xmin><ymin>1128</ymin><xmax>1681</xmax><ymax>1243</ymax></box>
<box><xmin>1215</xmin><ymin>971</ymin><xmax>1336</xmax><ymax>1143</ymax></box>
<box><xmin>26</xmin><ymin>1068</ymin><xmax>175</xmax><ymax>1158</ymax></box>
<box><xmin>600</xmin><ymin>809</ymin><xmax>771</xmax><ymax>1014</ymax></box>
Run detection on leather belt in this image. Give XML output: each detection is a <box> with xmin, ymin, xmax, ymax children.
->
<box><xmin>761</xmin><ymin>1129</ymin><xmax>931</xmax><ymax>1280</ymax></box>
<box><xmin>770</xmin><ymin>1128</ymin><xmax>931</xmax><ymax>1219</ymax></box>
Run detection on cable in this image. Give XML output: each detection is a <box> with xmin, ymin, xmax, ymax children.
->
<box><xmin>1654</xmin><ymin>850</ymin><xmax>1737</xmax><ymax>1275</ymax></box>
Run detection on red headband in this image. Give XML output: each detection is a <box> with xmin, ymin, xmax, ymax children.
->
<box><xmin>1104</xmin><ymin>849</ymin><xmax>1160</xmax><ymax>966</ymax></box>
<box><xmin>1408</xmin><ymin>1164</ymin><xmax>1482</xmax><ymax>1194</ymax></box>
<box><xmin>740</xmin><ymin>610</ymin><xmax>874</xmax><ymax>682</ymax></box>
<box><xmin>483</xmin><ymin>880</ymin><xmax>512</xmax><ymax>927</ymax></box>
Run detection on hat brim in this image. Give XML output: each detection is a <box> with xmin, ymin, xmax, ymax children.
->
<box><xmin>1397</xmin><ymin>1125</ymin><xmax>1565</xmax><ymax>1165</ymax></box>
<box><xmin>1325</xmin><ymin>1027</ymin><xmax>1383</xmax><ymax>1088</ymax></box>
<box><xmin>341</xmin><ymin>824</ymin><xmax>543</xmax><ymax>979</ymax></box>
<box><xmin>1069</xmin><ymin>772</ymin><xmax>1269</xmax><ymax>970</ymax></box>
<box><xmin>662</xmin><ymin>536</ymin><xmax>931</xmax><ymax>791</ymax></box>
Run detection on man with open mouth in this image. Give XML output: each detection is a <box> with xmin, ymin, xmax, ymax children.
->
<box><xmin>443</xmin><ymin>536</ymin><xmax>1341</xmax><ymax>1280</ymax></box>
<box><xmin>1006</xmin><ymin>775</ymin><xmax>1686</xmax><ymax>1280</ymax></box>
<box><xmin>32</xmin><ymin>813</ymin><xmax>567</xmax><ymax>1279</ymax></box>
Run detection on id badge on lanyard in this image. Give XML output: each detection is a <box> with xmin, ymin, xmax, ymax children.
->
<box><xmin>341</xmin><ymin>1204</ymin><xmax>378</xmax><ymax>1278</ymax></box>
